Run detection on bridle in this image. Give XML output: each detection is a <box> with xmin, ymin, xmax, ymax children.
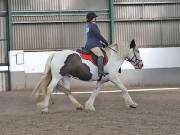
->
<box><xmin>125</xmin><ymin>48</ymin><xmax>142</xmax><ymax>67</ymax></box>
<box><xmin>107</xmin><ymin>46</ymin><xmax>142</xmax><ymax>67</ymax></box>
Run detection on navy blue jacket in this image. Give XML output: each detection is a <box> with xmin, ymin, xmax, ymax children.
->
<box><xmin>85</xmin><ymin>22</ymin><xmax>108</xmax><ymax>50</ymax></box>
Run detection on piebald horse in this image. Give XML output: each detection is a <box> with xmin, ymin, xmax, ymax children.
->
<box><xmin>32</xmin><ymin>40</ymin><xmax>143</xmax><ymax>113</ymax></box>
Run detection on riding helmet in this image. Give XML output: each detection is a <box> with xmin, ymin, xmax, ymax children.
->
<box><xmin>86</xmin><ymin>12</ymin><xmax>98</xmax><ymax>22</ymax></box>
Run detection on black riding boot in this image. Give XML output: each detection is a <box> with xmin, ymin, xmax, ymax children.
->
<box><xmin>97</xmin><ymin>56</ymin><xmax>106</xmax><ymax>80</ymax></box>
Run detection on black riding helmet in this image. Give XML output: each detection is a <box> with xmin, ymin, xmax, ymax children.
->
<box><xmin>86</xmin><ymin>12</ymin><xmax>98</xmax><ymax>22</ymax></box>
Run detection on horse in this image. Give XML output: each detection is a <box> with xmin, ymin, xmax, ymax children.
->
<box><xmin>32</xmin><ymin>39</ymin><xmax>144</xmax><ymax>113</ymax></box>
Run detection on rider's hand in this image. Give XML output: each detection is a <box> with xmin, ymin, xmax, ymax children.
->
<box><xmin>101</xmin><ymin>41</ymin><xmax>109</xmax><ymax>48</ymax></box>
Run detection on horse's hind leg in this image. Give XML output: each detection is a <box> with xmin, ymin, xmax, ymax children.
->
<box><xmin>61</xmin><ymin>76</ymin><xmax>83</xmax><ymax>110</ymax></box>
<box><xmin>37</xmin><ymin>78</ymin><xmax>59</xmax><ymax>113</ymax></box>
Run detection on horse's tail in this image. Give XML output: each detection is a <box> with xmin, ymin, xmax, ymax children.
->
<box><xmin>31</xmin><ymin>53</ymin><xmax>55</xmax><ymax>102</ymax></box>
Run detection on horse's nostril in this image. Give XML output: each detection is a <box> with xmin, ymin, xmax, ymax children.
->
<box><xmin>140</xmin><ymin>64</ymin><xmax>144</xmax><ymax>69</ymax></box>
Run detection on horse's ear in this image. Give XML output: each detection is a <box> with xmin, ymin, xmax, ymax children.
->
<box><xmin>130</xmin><ymin>39</ymin><xmax>136</xmax><ymax>48</ymax></box>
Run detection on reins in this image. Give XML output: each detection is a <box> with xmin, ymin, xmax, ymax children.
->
<box><xmin>107</xmin><ymin>46</ymin><xmax>118</xmax><ymax>53</ymax></box>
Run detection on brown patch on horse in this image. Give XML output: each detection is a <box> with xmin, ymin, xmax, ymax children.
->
<box><xmin>60</xmin><ymin>53</ymin><xmax>92</xmax><ymax>81</ymax></box>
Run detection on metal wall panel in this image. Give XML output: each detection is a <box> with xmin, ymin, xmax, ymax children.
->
<box><xmin>114</xmin><ymin>3</ymin><xmax>180</xmax><ymax>19</ymax></box>
<box><xmin>114</xmin><ymin>5</ymin><xmax>143</xmax><ymax>19</ymax></box>
<box><xmin>13</xmin><ymin>23</ymin><xmax>84</xmax><ymax>49</ymax></box>
<box><xmin>143</xmin><ymin>4</ymin><xmax>180</xmax><ymax>18</ymax></box>
<box><xmin>114</xmin><ymin>1</ymin><xmax>180</xmax><ymax>48</ymax></box>
<box><xmin>0</xmin><ymin>0</ymin><xmax>9</xmax><ymax>91</ymax></box>
<box><xmin>0</xmin><ymin>41</ymin><xmax>7</xmax><ymax>64</ymax></box>
<box><xmin>162</xmin><ymin>21</ymin><xmax>180</xmax><ymax>46</ymax></box>
<box><xmin>11</xmin><ymin>0</ymin><xmax>109</xmax><ymax>50</ymax></box>
<box><xmin>114</xmin><ymin>0</ymin><xmax>179</xmax><ymax>2</ymax></box>
<box><xmin>0</xmin><ymin>0</ymin><xmax>7</xmax><ymax>10</ymax></box>
<box><xmin>12</xmin><ymin>0</ymin><xmax>60</xmax><ymax>11</ymax></box>
<box><xmin>11</xmin><ymin>0</ymin><xmax>180</xmax><ymax>50</ymax></box>
<box><xmin>0</xmin><ymin>17</ymin><xmax>7</xmax><ymax>39</ymax></box>
<box><xmin>61</xmin><ymin>0</ymin><xmax>109</xmax><ymax>10</ymax></box>
<box><xmin>12</xmin><ymin>0</ymin><xmax>109</xmax><ymax>11</ymax></box>
<box><xmin>97</xmin><ymin>22</ymin><xmax>110</xmax><ymax>42</ymax></box>
<box><xmin>115</xmin><ymin>22</ymin><xmax>161</xmax><ymax>48</ymax></box>
<box><xmin>13</xmin><ymin>23</ymin><xmax>64</xmax><ymax>50</ymax></box>
<box><xmin>115</xmin><ymin>20</ymin><xmax>180</xmax><ymax>48</ymax></box>
<box><xmin>0</xmin><ymin>17</ymin><xmax>8</xmax><ymax>64</ymax></box>
<box><xmin>13</xmin><ymin>22</ymin><xmax>109</xmax><ymax>50</ymax></box>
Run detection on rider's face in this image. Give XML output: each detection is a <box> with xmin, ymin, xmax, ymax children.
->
<box><xmin>92</xmin><ymin>17</ymin><xmax>96</xmax><ymax>23</ymax></box>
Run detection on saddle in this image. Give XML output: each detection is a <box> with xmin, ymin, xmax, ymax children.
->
<box><xmin>76</xmin><ymin>48</ymin><xmax>108</xmax><ymax>66</ymax></box>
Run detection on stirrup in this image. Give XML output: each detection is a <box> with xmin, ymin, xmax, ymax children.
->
<box><xmin>98</xmin><ymin>72</ymin><xmax>108</xmax><ymax>81</ymax></box>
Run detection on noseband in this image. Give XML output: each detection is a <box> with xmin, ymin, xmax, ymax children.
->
<box><xmin>125</xmin><ymin>48</ymin><xmax>142</xmax><ymax>66</ymax></box>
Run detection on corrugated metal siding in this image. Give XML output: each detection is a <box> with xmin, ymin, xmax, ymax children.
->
<box><xmin>13</xmin><ymin>22</ymin><xmax>109</xmax><ymax>50</ymax></box>
<box><xmin>114</xmin><ymin>5</ymin><xmax>143</xmax><ymax>19</ymax></box>
<box><xmin>114</xmin><ymin>0</ymin><xmax>179</xmax><ymax>2</ymax></box>
<box><xmin>11</xmin><ymin>0</ymin><xmax>109</xmax><ymax>50</ymax></box>
<box><xmin>12</xmin><ymin>0</ymin><xmax>109</xmax><ymax>10</ymax></box>
<box><xmin>13</xmin><ymin>23</ymin><xmax>86</xmax><ymax>49</ymax></box>
<box><xmin>114</xmin><ymin>1</ymin><xmax>180</xmax><ymax>47</ymax></box>
<box><xmin>0</xmin><ymin>41</ymin><xmax>7</xmax><ymax>63</ymax></box>
<box><xmin>162</xmin><ymin>21</ymin><xmax>180</xmax><ymax>46</ymax></box>
<box><xmin>97</xmin><ymin>22</ymin><xmax>110</xmax><ymax>42</ymax></box>
<box><xmin>0</xmin><ymin>0</ymin><xmax>7</xmax><ymax>10</ymax></box>
<box><xmin>0</xmin><ymin>17</ymin><xmax>8</xmax><ymax>64</ymax></box>
<box><xmin>60</xmin><ymin>0</ymin><xmax>109</xmax><ymax>10</ymax></box>
<box><xmin>10</xmin><ymin>0</ymin><xmax>180</xmax><ymax>49</ymax></box>
<box><xmin>0</xmin><ymin>0</ymin><xmax>9</xmax><ymax>91</ymax></box>
<box><xmin>115</xmin><ymin>22</ymin><xmax>161</xmax><ymax>48</ymax></box>
<box><xmin>12</xmin><ymin>0</ymin><xmax>60</xmax><ymax>11</ymax></box>
<box><xmin>144</xmin><ymin>4</ymin><xmax>180</xmax><ymax>18</ymax></box>
<box><xmin>114</xmin><ymin>3</ymin><xmax>180</xmax><ymax>19</ymax></box>
<box><xmin>0</xmin><ymin>17</ymin><xmax>7</xmax><ymax>39</ymax></box>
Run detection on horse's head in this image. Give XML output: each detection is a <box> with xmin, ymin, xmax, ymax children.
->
<box><xmin>125</xmin><ymin>40</ymin><xmax>144</xmax><ymax>69</ymax></box>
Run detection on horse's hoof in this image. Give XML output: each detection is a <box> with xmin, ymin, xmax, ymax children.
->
<box><xmin>75</xmin><ymin>104</ymin><xmax>84</xmax><ymax>111</ymax></box>
<box><xmin>85</xmin><ymin>107</ymin><xmax>95</xmax><ymax>111</ymax></box>
<box><xmin>85</xmin><ymin>103</ymin><xmax>96</xmax><ymax>111</ymax></box>
<box><xmin>41</xmin><ymin>107</ymin><xmax>49</xmax><ymax>114</ymax></box>
<box><xmin>76</xmin><ymin>107</ymin><xmax>83</xmax><ymax>111</ymax></box>
<box><xmin>37</xmin><ymin>102</ymin><xmax>49</xmax><ymax>113</ymax></box>
<box><xmin>37</xmin><ymin>102</ymin><xmax>46</xmax><ymax>109</ymax></box>
<box><xmin>129</xmin><ymin>103</ymin><xmax>138</xmax><ymax>108</ymax></box>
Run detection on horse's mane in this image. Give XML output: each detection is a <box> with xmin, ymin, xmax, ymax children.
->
<box><xmin>106</xmin><ymin>42</ymin><xmax>130</xmax><ymax>59</ymax></box>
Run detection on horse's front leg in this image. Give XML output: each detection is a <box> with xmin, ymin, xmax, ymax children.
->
<box><xmin>110</xmin><ymin>76</ymin><xmax>138</xmax><ymax>108</ymax></box>
<box><xmin>85</xmin><ymin>81</ymin><xmax>103</xmax><ymax>111</ymax></box>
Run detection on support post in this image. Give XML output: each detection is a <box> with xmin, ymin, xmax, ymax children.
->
<box><xmin>7</xmin><ymin>0</ymin><xmax>13</xmax><ymax>91</ymax></box>
<box><xmin>109</xmin><ymin>0</ymin><xmax>115</xmax><ymax>44</ymax></box>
